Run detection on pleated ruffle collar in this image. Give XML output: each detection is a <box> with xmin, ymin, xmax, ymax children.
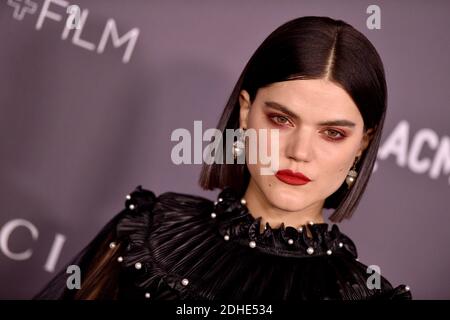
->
<box><xmin>109</xmin><ymin>185</ymin><xmax>412</xmax><ymax>300</ymax></box>
<box><xmin>211</xmin><ymin>187</ymin><xmax>357</xmax><ymax>258</ymax></box>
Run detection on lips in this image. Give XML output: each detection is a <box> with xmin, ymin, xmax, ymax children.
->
<box><xmin>275</xmin><ymin>169</ymin><xmax>311</xmax><ymax>186</ymax></box>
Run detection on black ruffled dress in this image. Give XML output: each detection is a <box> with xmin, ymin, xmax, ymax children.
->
<box><xmin>34</xmin><ymin>185</ymin><xmax>412</xmax><ymax>300</ymax></box>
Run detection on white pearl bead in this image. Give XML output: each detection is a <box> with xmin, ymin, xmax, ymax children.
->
<box><xmin>210</xmin><ymin>212</ymin><xmax>217</xmax><ymax>218</ymax></box>
<box><xmin>326</xmin><ymin>250</ymin><xmax>332</xmax><ymax>255</ymax></box>
<box><xmin>181</xmin><ymin>278</ymin><xmax>189</xmax><ymax>286</ymax></box>
<box><xmin>135</xmin><ymin>262</ymin><xmax>142</xmax><ymax>270</ymax></box>
<box><xmin>405</xmin><ymin>286</ymin><xmax>410</xmax><ymax>291</ymax></box>
<box><xmin>234</xmin><ymin>147</ymin><xmax>244</xmax><ymax>157</ymax></box>
<box><xmin>126</xmin><ymin>194</ymin><xmax>131</xmax><ymax>200</ymax></box>
<box><xmin>224</xmin><ymin>234</ymin><xmax>230</xmax><ymax>241</ymax></box>
<box><xmin>308</xmin><ymin>221</ymin><xmax>314</xmax><ymax>225</ymax></box>
<box><xmin>339</xmin><ymin>242</ymin><xmax>344</xmax><ymax>248</ymax></box>
<box><xmin>144</xmin><ymin>292</ymin><xmax>151</xmax><ymax>298</ymax></box>
<box><xmin>346</xmin><ymin>177</ymin><xmax>356</xmax><ymax>188</ymax></box>
<box><xmin>109</xmin><ymin>242</ymin><xmax>116</xmax><ymax>249</ymax></box>
<box><xmin>288</xmin><ymin>239</ymin><xmax>294</xmax><ymax>245</ymax></box>
<box><xmin>117</xmin><ymin>256</ymin><xmax>123</xmax><ymax>262</ymax></box>
<box><xmin>298</xmin><ymin>226</ymin><xmax>303</xmax><ymax>232</ymax></box>
<box><xmin>218</xmin><ymin>198</ymin><xmax>223</xmax><ymax>202</ymax></box>
<box><xmin>240</xmin><ymin>198</ymin><xmax>246</xmax><ymax>205</ymax></box>
<box><xmin>306</xmin><ymin>247</ymin><xmax>314</xmax><ymax>255</ymax></box>
<box><xmin>249</xmin><ymin>241</ymin><xmax>256</xmax><ymax>248</ymax></box>
<box><xmin>214</xmin><ymin>201</ymin><xmax>218</xmax><ymax>205</ymax></box>
<box><xmin>129</xmin><ymin>204</ymin><xmax>135</xmax><ymax>210</ymax></box>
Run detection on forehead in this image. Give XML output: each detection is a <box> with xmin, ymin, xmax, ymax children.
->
<box><xmin>256</xmin><ymin>79</ymin><xmax>362</xmax><ymax>122</ymax></box>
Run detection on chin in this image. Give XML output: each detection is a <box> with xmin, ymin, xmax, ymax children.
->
<box><xmin>261</xmin><ymin>184</ymin><xmax>310</xmax><ymax>211</ymax></box>
<box><xmin>271</xmin><ymin>198</ymin><xmax>310</xmax><ymax>212</ymax></box>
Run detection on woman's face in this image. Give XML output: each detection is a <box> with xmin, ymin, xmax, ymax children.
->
<box><xmin>239</xmin><ymin>79</ymin><xmax>373</xmax><ymax>213</ymax></box>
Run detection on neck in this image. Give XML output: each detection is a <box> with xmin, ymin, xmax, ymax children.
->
<box><xmin>243</xmin><ymin>179</ymin><xmax>325</xmax><ymax>234</ymax></box>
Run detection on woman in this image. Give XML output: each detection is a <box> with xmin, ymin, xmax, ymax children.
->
<box><xmin>35</xmin><ymin>16</ymin><xmax>412</xmax><ymax>300</ymax></box>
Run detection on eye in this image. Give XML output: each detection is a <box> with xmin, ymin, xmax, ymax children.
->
<box><xmin>269</xmin><ymin>114</ymin><xmax>292</xmax><ymax>126</ymax></box>
<box><xmin>323</xmin><ymin>129</ymin><xmax>346</xmax><ymax>140</ymax></box>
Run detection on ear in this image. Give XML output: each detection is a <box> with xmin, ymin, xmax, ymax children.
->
<box><xmin>239</xmin><ymin>89</ymin><xmax>251</xmax><ymax>129</ymax></box>
<box><xmin>356</xmin><ymin>127</ymin><xmax>375</xmax><ymax>158</ymax></box>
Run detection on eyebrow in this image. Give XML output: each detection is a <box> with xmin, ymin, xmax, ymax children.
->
<box><xmin>263</xmin><ymin>101</ymin><xmax>356</xmax><ymax>128</ymax></box>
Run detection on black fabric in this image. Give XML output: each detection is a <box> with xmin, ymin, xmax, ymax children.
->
<box><xmin>34</xmin><ymin>185</ymin><xmax>412</xmax><ymax>300</ymax></box>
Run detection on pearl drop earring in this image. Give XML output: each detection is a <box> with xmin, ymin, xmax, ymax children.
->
<box><xmin>232</xmin><ymin>127</ymin><xmax>246</xmax><ymax>160</ymax></box>
<box><xmin>345</xmin><ymin>157</ymin><xmax>360</xmax><ymax>188</ymax></box>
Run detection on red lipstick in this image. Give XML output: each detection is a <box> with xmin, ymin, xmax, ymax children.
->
<box><xmin>275</xmin><ymin>169</ymin><xmax>311</xmax><ymax>186</ymax></box>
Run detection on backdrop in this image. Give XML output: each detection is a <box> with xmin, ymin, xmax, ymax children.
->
<box><xmin>0</xmin><ymin>0</ymin><xmax>449</xmax><ymax>299</ymax></box>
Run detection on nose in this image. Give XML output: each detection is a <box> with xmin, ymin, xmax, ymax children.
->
<box><xmin>286</xmin><ymin>128</ymin><xmax>313</xmax><ymax>163</ymax></box>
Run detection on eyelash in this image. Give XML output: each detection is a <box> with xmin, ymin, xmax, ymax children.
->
<box><xmin>268</xmin><ymin>114</ymin><xmax>347</xmax><ymax>141</ymax></box>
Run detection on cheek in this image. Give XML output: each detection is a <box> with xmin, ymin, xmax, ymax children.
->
<box><xmin>317</xmin><ymin>151</ymin><xmax>355</xmax><ymax>195</ymax></box>
<box><xmin>246</xmin><ymin>109</ymin><xmax>264</xmax><ymax>129</ymax></box>
<box><xmin>318</xmin><ymin>134</ymin><xmax>363</xmax><ymax>175</ymax></box>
